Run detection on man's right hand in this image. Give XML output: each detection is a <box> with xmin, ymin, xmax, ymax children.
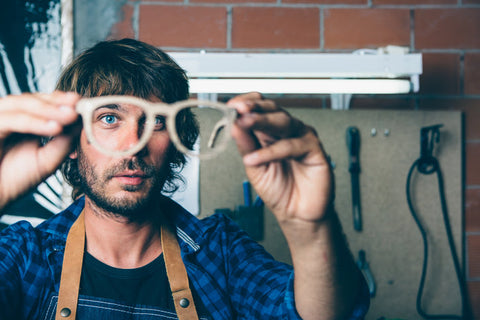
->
<box><xmin>0</xmin><ymin>91</ymin><xmax>80</xmax><ymax>211</ymax></box>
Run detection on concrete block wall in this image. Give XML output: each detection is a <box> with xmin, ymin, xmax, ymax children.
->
<box><xmin>75</xmin><ymin>0</ymin><xmax>480</xmax><ymax>317</ymax></box>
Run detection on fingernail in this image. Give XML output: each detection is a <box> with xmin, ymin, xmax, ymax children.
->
<box><xmin>243</xmin><ymin>152</ymin><xmax>259</xmax><ymax>165</ymax></box>
<box><xmin>237</xmin><ymin>113</ymin><xmax>255</xmax><ymax>125</ymax></box>
<box><xmin>60</xmin><ymin>105</ymin><xmax>75</xmax><ymax>114</ymax></box>
<box><xmin>47</xmin><ymin>120</ymin><xmax>61</xmax><ymax>129</ymax></box>
<box><xmin>230</xmin><ymin>101</ymin><xmax>251</xmax><ymax>113</ymax></box>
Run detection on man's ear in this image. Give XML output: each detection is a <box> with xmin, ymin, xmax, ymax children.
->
<box><xmin>69</xmin><ymin>150</ymin><xmax>78</xmax><ymax>159</ymax></box>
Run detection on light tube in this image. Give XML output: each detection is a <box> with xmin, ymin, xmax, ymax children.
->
<box><xmin>188</xmin><ymin>79</ymin><xmax>412</xmax><ymax>95</ymax></box>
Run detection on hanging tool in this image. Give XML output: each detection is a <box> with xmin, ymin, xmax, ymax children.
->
<box><xmin>346</xmin><ymin>126</ymin><xmax>362</xmax><ymax>231</ymax></box>
<box><xmin>418</xmin><ymin>124</ymin><xmax>443</xmax><ymax>174</ymax></box>
<box><xmin>356</xmin><ymin>250</ymin><xmax>376</xmax><ymax>297</ymax></box>
<box><xmin>406</xmin><ymin>124</ymin><xmax>470</xmax><ymax>319</ymax></box>
<box><xmin>243</xmin><ymin>180</ymin><xmax>252</xmax><ymax>207</ymax></box>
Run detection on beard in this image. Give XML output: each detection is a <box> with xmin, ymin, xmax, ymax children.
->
<box><xmin>77</xmin><ymin>150</ymin><xmax>168</xmax><ymax>222</ymax></box>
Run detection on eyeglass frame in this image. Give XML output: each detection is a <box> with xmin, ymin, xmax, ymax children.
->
<box><xmin>75</xmin><ymin>95</ymin><xmax>237</xmax><ymax>159</ymax></box>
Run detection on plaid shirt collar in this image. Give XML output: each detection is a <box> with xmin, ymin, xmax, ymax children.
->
<box><xmin>39</xmin><ymin>195</ymin><xmax>203</xmax><ymax>254</ymax></box>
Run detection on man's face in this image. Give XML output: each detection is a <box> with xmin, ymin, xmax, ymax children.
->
<box><xmin>71</xmin><ymin>101</ymin><xmax>172</xmax><ymax>219</ymax></box>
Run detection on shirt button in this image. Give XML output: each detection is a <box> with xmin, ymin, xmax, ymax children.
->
<box><xmin>60</xmin><ymin>308</ymin><xmax>71</xmax><ymax>317</ymax></box>
<box><xmin>179</xmin><ymin>298</ymin><xmax>190</xmax><ymax>308</ymax></box>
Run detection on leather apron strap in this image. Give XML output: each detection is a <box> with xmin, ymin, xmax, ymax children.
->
<box><xmin>161</xmin><ymin>224</ymin><xmax>199</xmax><ymax>320</ymax></box>
<box><xmin>55</xmin><ymin>211</ymin><xmax>199</xmax><ymax>320</ymax></box>
<box><xmin>55</xmin><ymin>211</ymin><xmax>85</xmax><ymax>320</ymax></box>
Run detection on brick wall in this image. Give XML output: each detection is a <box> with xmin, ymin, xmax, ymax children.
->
<box><xmin>106</xmin><ymin>0</ymin><xmax>480</xmax><ymax>317</ymax></box>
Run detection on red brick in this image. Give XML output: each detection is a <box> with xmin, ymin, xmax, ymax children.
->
<box><xmin>232</xmin><ymin>7</ymin><xmax>319</xmax><ymax>49</ymax></box>
<box><xmin>466</xmin><ymin>189</ymin><xmax>480</xmax><ymax>232</ymax></box>
<box><xmin>324</xmin><ymin>9</ymin><xmax>410</xmax><ymax>49</ymax></box>
<box><xmin>108</xmin><ymin>4</ymin><xmax>135</xmax><ymax>40</ymax></box>
<box><xmin>139</xmin><ymin>6</ymin><xmax>227</xmax><ymax>48</ymax></box>
<box><xmin>420</xmin><ymin>53</ymin><xmax>461</xmax><ymax>95</ymax></box>
<box><xmin>418</xmin><ymin>98</ymin><xmax>480</xmax><ymax>141</ymax></box>
<box><xmin>465</xmin><ymin>53</ymin><xmax>480</xmax><ymax>95</ymax></box>
<box><xmin>139</xmin><ymin>0</ymin><xmax>183</xmax><ymax>2</ymax></box>
<box><xmin>192</xmin><ymin>0</ymin><xmax>274</xmax><ymax>3</ymax></box>
<box><xmin>415</xmin><ymin>9</ymin><xmax>480</xmax><ymax>49</ymax></box>
<box><xmin>461</xmin><ymin>100</ymin><xmax>480</xmax><ymax>141</ymax></box>
<box><xmin>468</xmin><ymin>281</ymin><xmax>480</xmax><ymax>319</ymax></box>
<box><xmin>468</xmin><ymin>234</ymin><xmax>480</xmax><ymax>278</ymax></box>
<box><xmin>374</xmin><ymin>0</ymin><xmax>455</xmax><ymax>3</ymax></box>
<box><xmin>283</xmin><ymin>0</ymin><xmax>365</xmax><ymax>3</ymax></box>
<box><xmin>466</xmin><ymin>142</ymin><xmax>480</xmax><ymax>186</ymax></box>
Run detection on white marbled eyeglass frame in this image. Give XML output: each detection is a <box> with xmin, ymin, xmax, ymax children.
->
<box><xmin>76</xmin><ymin>95</ymin><xmax>236</xmax><ymax>159</ymax></box>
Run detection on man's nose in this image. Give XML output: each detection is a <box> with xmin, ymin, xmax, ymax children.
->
<box><xmin>118</xmin><ymin>122</ymin><xmax>145</xmax><ymax>151</ymax></box>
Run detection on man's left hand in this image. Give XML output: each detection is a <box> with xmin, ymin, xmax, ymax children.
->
<box><xmin>229</xmin><ymin>92</ymin><xmax>333</xmax><ymax>227</ymax></box>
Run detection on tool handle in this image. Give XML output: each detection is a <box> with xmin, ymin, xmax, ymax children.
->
<box><xmin>351</xmin><ymin>174</ymin><xmax>362</xmax><ymax>231</ymax></box>
<box><xmin>346</xmin><ymin>126</ymin><xmax>360</xmax><ymax>173</ymax></box>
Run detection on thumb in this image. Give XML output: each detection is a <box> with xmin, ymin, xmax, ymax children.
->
<box><xmin>231</xmin><ymin>123</ymin><xmax>259</xmax><ymax>158</ymax></box>
<box><xmin>36</xmin><ymin>126</ymin><xmax>80</xmax><ymax>179</ymax></box>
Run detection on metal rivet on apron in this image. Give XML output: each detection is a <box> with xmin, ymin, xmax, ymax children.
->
<box><xmin>60</xmin><ymin>308</ymin><xmax>71</xmax><ymax>317</ymax></box>
<box><xmin>179</xmin><ymin>298</ymin><xmax>190</xmax><ymax>308</ymax></box>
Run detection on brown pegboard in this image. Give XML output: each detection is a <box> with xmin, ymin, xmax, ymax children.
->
<box><xmin>198</xmin><ymin>109</ymin><xmax>463</xmax><ymax>320</ymax></box>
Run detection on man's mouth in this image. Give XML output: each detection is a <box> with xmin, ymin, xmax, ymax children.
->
<box><xmin>113</xmin><ymin>171</ymin><xmax>150</xmax><ymax>186</ymax></box>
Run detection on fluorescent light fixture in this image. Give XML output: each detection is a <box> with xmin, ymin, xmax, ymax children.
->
<box><xmin>189</xmin><ymin>78</ymin><xmax>412</xmax><ymax>94</ymax></box>
<box><xmin>169</xmin><ymin>52</ymin><xmax>422</xmax><ymax>79</ymax></box>
<box><xmin>168</xmin><ymin>51</ymin><xmax>422</xmax><ymax>108</ymax></box>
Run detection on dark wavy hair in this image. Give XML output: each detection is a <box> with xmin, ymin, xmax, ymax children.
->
<box><xmin>56</xmin><ymin>38</ymin><xmax>199</xmax><ymax>199</ymax></box>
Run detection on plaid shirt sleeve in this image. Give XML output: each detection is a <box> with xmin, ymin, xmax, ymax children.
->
<box><xmin>0</xmin><ymin>221</ymin><xmax>49</xmax><ymax>320</ymax></box>
<box><xmin>0</xmin><ymin>223</ymin><xmax>24</xmax><ymax>320</ymax></box>
<box><xmin>0</xmin><ymin>200</ymin><xmax>81</xmax><ymax>320</ymax></box>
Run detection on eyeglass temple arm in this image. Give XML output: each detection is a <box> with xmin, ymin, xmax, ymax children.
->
<box><xmin>207</xmin><ymin>120</ymin><xmax>229</xmax><ymax>149</ymax></box>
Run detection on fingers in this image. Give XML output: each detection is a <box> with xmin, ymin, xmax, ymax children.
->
<box><xmin>0</xmin><ymin>91</ymin><xmax>79</xmax><ymax>114</ymax></box>
<box><xmin>0</xmin><ymin>112</ymin><xmax>64</xmax><ymax>138</ymax></box>
<box><xmin>229</xmin><ymin>92</ymin><xmax>314</xmax><ymax>160</ymax></box>
<box><xmin>0</xmin><ymin>133</ymin><xmax>77</xmax><ymax>209</ymax></box>
<box><xmin>227</xmin><ymin>92</ymin><xmax>277</xmax><ymax>114</ymax></box>
<box><xmin>0</xmin><ymin>91</ymin><xmax>81</xmax><ymax>209</ymax></box>
<box><xmin>0</xmin><ymin>91</ymin><xmax>80</xmax><ymax>139</ymax></box>
<box><xmin>235</xmin><ymin>110</ymin><xmax>307</xmax><ymax>140</ymax></box>
<box><xmin>242</xmin><ymin>129</ymin><xmax>323</xmax><ymax>166</ymax></box>
<box><xmin>229</xmin><ymin>92</ymin><xmax>306</xmax><ymax>138</ymax></box>
<box><xmin>37</xmin><ymin>130</ymin><xmax>79</xmax><ymax>177</ymax></box>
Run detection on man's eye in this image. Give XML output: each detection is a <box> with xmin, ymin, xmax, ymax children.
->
<box><xmin>101</xmin><ymin>114</ymin><xmax>118</xmax><ymax>125</ymax></box>
<box><xmin>154</xmin><ymin>116</ymin><xmax>166</xmax><ymax>130</ymax></box>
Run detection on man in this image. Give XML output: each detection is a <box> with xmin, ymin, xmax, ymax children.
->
<box><xmin>0</xmin><ymin>39</ymin><xmax>369</xmax><ymax>319</ymax></box>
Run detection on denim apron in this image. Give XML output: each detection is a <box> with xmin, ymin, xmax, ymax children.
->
<box><xmin>52</xmin><ymin>211</ymin><xmax>199</xmax><ymax>320</ymax></box>
<box><xmin>43</xmin><ymin>294</ymin><xmax>202</xmax><ymax>320</ymax></box>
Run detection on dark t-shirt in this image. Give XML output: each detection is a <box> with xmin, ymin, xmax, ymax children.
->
<box><xmin>79</xmin><ymin>251</ymin><xmax>208</xmax><ymax>317</ymax></box>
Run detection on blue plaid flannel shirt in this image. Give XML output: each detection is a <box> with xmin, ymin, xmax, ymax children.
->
<box><xmin>0</xmin><ymin>196</ymin><xmax>369</xmax><ymax>319</ymax></box>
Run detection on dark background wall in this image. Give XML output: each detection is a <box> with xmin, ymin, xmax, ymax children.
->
<box><xmin>73</xmin><ymin>0</ymin><xmax>480</xmax><ymax>317</ymax></box>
